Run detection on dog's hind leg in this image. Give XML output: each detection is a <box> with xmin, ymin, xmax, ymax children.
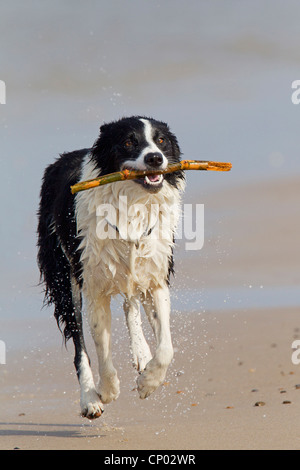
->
<box><xmin>124</xmin><ymin>296</ymin><xmax>152</xmax><ymax>372</ymax></box>
<box><xmin>70</xmin><ymin>277</ymin><xmax>104</xmax><ymax>419</ymax></box>
<box><xmin>138</xmin><ymin>285</ymin><xmax>173</xmax><ymax>399</ymax></box>
<box><xmin>87</xmin><ymin>295</ymin><xmax>120</xmax><ymax>404</ymax></box>
<box><xmin>37</xmin><ymin>224</ymin><xmax>103</xmax><ymax>418</ymax></box>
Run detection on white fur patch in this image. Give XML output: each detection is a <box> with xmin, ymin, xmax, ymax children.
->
<box><xmin>75</xmin><ymin>154</ymin><xmax>183</xmax><ymax>299</ymax></box>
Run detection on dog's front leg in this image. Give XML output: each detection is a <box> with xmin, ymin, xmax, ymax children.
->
<box><xmin>138</xmin><ymin>285</ymin><xmax>173</xmax><ymax>399</ymax></box>
<box><xmin>88</xmin><ymin>296</ymin><xmax>120</xmax><ymax>404</ymax></box>
<box><xmin>124</xmin><ymin>296</ymin><xmax>152</xmax><ymax>372</ymax></box>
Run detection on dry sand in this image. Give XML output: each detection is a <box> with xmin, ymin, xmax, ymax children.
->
<box><xmin>0</xmin><ymin>176</ymin><xmax>299</xmax><ymax>450</ymax></box>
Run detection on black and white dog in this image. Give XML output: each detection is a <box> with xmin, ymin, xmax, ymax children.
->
<box><xmin>37</xmin><ymin>116</ymin><xmax>185</xmax><ymax>419</ymax></box>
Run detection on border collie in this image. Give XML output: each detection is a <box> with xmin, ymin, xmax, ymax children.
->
<box><xmin>37</xmin><ymin>116</ymin><xmax>185</xmax><ymax>419</ymax></box>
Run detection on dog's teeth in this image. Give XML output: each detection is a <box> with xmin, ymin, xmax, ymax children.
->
<box><xmin>145</xmin><ymin>176</ymin><xmax>153</xmax><ymax>184</ymax></box>
<box><xmin>145</xmin><ymin>175</ymin><xmax>163</xmax><ymax>185</ymax></box>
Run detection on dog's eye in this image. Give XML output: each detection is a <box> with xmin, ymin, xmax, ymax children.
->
<box><xmin>124</xmin><ymin>140</ymin><xmax>133</xmax><ymax>148</ymax></box>
<box><xmin>157</xmin><ymin>137</ymin><xmax>165</xmax><ymax>145</ymax></box>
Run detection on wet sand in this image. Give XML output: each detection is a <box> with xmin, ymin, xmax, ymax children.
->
<box><xmin>1</xmin><ymin>307</ymin><xmax>300</xmax><ymax>450</ymax></box>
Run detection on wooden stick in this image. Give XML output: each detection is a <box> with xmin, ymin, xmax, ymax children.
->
<box><xmin>70</xmin><ymin>160</ymin><xmax>232</xmax><ymax>194</ymax></box>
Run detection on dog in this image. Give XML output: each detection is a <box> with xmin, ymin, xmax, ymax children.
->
<box><xmin>37</xmin><ymin>116</ymin><xmax>185</xmax><ymax>419</ymax></box>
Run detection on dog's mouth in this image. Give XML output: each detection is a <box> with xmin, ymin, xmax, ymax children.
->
<box><xmin>134</xmin><ymin>173</ymin><xmax>164</xmax><ymax>192</ymax></box>
<box><xmin>120</xmin><ymin>164</ymin><xmax>165</xmax><ymax>192</ymax></box>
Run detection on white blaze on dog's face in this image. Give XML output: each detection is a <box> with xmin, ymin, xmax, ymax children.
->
<box><xmin>121</xmin><ymin>118</ymin><xmax>173</xmax><ymax>192</ymax></box>
<box><xmin>133</xmin><ymin>118</ymin><xmax>169</xmax><ymax>167</ymax></box>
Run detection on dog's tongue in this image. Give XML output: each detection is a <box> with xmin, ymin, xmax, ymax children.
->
<box><xmin>147</xmin><ymin>174</ymin><xmax>160</xmax><ymax>182</ymax></box>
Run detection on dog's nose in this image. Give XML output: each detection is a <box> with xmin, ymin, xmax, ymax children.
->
<box><xmin>144</xmin><ymin>152</ymin><xmax>164</xmax><ymax>168</ymax></box>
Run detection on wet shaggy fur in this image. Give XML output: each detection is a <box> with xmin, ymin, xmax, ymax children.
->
<box><xmin>37</xmin><ymin>116</ymin><xmax>185</xmax><ymax>418</ymax></box>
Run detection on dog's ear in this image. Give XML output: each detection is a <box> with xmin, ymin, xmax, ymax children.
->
<box><xmin>159</xmin><ymin>121</ymin><xmax>181</xmax><ymax>161</ymax></box>
<box><xmin>91</xmin><ymin>122</ymin><xmax>118</xmax><ymax>174</ymax></box>
<box><xmin>168</xmin><ymin>130</ymin><xmax>181</xmax><ymax>161</ymax></box>
<box><xmin>99</xmin><ymin>122</ymin><xmax>111</xmax><ymax>136</ymax></box>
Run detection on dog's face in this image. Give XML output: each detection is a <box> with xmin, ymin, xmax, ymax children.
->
<box><xmin>92</xmin><ymin>116</ymin><xmax>183</xmax><ymax>193</ymax></box>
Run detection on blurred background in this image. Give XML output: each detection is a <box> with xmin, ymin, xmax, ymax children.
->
<box><xmin>1</xmin><ymin>0</ymin><xmax>300</xmax><ymax>349</ymax></box>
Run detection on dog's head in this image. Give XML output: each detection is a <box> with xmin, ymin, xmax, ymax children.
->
<box><xmin>92</xmin><ymin>116</ymin><xmax>184</xmax><ymax>193</ymax></box>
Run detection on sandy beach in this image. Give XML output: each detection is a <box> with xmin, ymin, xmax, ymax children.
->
<box><xmin>1</xmin><ymin>176</ymin><xmax>299</xmax><ymax>451</ymax></box>
<box><xmin>1</xmin><ymin>1</ymin><xmax>300</xmax><ymax>452</ymax></box>
<box><xmin>1</xmin><ymin>308</ymin><xmax>300</xmax><ymax>451</ymax></box>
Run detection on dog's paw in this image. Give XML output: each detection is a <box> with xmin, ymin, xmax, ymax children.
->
<box><xmin>137</xmin><ymin>366</ymin><xmax>165</xmax><ymax>399</ymax></box>
<box><xmin>132</xmin><ymin>350</ymin><xmax>152</xmax><ymax>373</ymax></box>
<box><xmin>80</xmin><ymin>389</ymin><xmax>104</xmax><ymax>419</ymax></box>
<box><xmin>98</xmin><ymin>374</ymin><xmax>120</xmax><ymax>404</ymax></box>
<box><xmin>130</xmin><ymin>337</ymin><xmax>152</xmax><ymax>373</ymax></box>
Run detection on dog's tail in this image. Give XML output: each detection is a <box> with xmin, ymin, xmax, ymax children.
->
<box><xmin>37</xmin><ymin>164</ymin><xmax>80</xmax><ymax>343</ymax></box>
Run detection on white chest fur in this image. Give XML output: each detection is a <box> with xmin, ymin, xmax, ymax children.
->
<box><xmin>75</xmin><ymin>159</ymin><xmax>183</xmax><ymax>300</ymax></box>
